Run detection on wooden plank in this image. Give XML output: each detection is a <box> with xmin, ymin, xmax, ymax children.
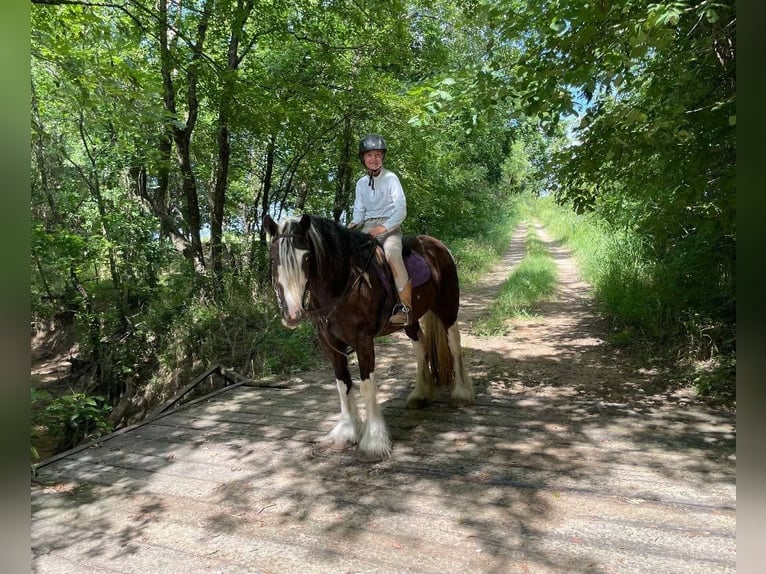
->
<box><xmin>32</xmin><ymin>463</ymin><xmax>734</xmax><ymax>574</ymax></box>
<box><xmin>34</xmin><ymin>381</ymin><xmax>734</xmax><ymax>513</ymax></box>
<box><xmin>35</xmin><ymin>420</ymin><xmax>734</xmax><ymax>517</ymax></box>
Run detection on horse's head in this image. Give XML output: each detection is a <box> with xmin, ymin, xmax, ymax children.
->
<box><xmin>264</xmin><ymin>213</ymin><xmax>313</xmax><ymax>329</ymax></box>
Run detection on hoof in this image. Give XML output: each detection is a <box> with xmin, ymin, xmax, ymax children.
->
<box><xmin>406</xmin><ymin>396</ymin><xmax>429</xmax><ymax>409</ymax></box>
<box><xmin>326</xmin><ymin>419</ymin><xmax>360</xmax><ymax>449</ymax></box>
<box><xmin>449</xmin><ymin>392</ymin><xmax>475</xmax><ymax>407</ymax></box>
<box><xmin>358</xmin><ymin>437</ymin><xmax>392</xmax><ymax>460</ymax></box>
<box><xmin>358</xmin><ymin>448</ymin><xmax>391</xmax><ymax>463</ymax></box>
<box><xmin>450</xmin><ymin>384</ymin><xmax>476</xmax><ymax>406</ymax></box>
<box><xmin>358</xmin><ymin>424</ymin><xmax>392</xmax><ymax>460</ymax></box>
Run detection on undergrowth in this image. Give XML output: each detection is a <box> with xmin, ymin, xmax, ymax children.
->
<box><xmin>31</xmin><ymin>388</ymin><xmax>113</xmax><ymax>462</ymax></box>
<box><xmin>449</xmin><ymin>194</ymin><xmax>527</xmax><ymax>288</ymax></box>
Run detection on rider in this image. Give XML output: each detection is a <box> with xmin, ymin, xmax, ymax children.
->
<box><xmin>347</xmin><ymin>134</ymin><xmax>412</xmax><ymax>326</ymax></box>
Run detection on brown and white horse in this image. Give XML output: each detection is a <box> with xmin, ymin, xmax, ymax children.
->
<box><xmin>264</xmin><ymin>214</ymin><xmax>474</xmax><ymax>458</ymax></box>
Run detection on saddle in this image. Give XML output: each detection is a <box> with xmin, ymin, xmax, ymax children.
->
<box><xmin>368</xmin><ymin>239</ymin><xmax>431</xmax><ymax>292</ymax></box>
<box><xmin>402</xmin><ymin>247</ymin><xmax>431</xmax><ymax>288</ymax></box>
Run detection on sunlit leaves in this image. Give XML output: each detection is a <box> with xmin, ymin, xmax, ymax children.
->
<box><xmin>647</xmin><ymin>2</ymin><xmax>685</xmax><ymax>27</ymax></box>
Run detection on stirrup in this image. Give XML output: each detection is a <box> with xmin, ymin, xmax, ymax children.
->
<box><xmin>389</xmin><ymin>304</ymin><xmax>411</xmax><ymax>326</ymax></box>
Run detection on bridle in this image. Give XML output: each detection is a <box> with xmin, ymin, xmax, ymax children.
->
<box><xmin>274</xmin><ymin>232</ymin><xmax>378</xmax><ymax>325</ymax></box>
<box><xmin>274</xmin><ymin>229</ymin><xmax>397</xmax><ymax>357</ymax></box>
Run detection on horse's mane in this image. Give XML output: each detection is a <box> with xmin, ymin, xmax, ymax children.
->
<box><xmin>304</xmin><ymin>216</ymin><xmax>372</xmax><ymax>279</ymax></box>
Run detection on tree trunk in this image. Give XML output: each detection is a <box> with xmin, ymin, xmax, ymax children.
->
<box><xmin>333</xmin><ymin>115</ymin><xmax>354</xmax><ymax>223</ymax></box>
<box><xmin>31</xmin><ymin>80</ymin><xmax>58</xmax><ymax>222</ymax></box>
<box><xmin>211</xmin><ymin>0</ymin><xmax>255</xmax><ymax>286</ymax></box>
<box><xmin>174</xmin><ymin>136</ymin><xmax>205</xmax><ymax>270</ymax></box>
<box><xmin>127</xmin><ymin>160</ymin><xmax>195</xmax><ymax>260</ymax></box>
<box><xmin>260</xmin><ymin>133</ymin><xmax>276</xmax><ymax>245</ymax></box>
<box><xmin>158</xmin><ymin>0</ymin><xmax>212</xmax><ymax>273</ymax></box>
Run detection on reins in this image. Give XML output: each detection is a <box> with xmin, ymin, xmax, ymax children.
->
<box><xmin>303</xmin><ymin>236</ymin><xmax>381</xmax><ymax>357</ymax></box>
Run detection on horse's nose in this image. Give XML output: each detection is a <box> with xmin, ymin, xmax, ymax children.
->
<box><xmin>282</xmin><ymin>308</ymin><xmax>302</xmax><ymax>329</ymax></box>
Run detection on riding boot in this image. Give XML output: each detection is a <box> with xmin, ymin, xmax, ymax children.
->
<box><xmin>390</xmin><ymin>280</ymin><xmax>412</xmax><ymax>326</ymax></box>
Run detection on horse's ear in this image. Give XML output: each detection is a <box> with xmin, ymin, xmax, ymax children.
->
<box><xmin>263</xmin><ymin>213</ymin><xmax>278</xmax><ymax>238</ymax></box>
<box><xmin>298</xmin><ymin>214</ymin><xmax>312</xmax><ymax>235</ymax></box>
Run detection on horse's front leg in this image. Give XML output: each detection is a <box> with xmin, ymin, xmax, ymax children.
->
<box><xmin>357</xmin><ymin>339</ymin><xmax>392</xmax><ymax>459</ymax></box>
<box><xmin>323</xmin><ymin>337</ymin><xmax>363</xmax><ymax>449</ymax></box>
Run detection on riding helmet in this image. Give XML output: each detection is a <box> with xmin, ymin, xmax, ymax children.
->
<box><xmin>358</xmin><ymin>134</ymin><xmax>387</xmax><ymax>162</ymax></box>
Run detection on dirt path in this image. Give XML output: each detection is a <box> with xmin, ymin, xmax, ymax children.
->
<box><xmin>367</xmin><ymin>220</ymin><xmax>736</xmax><ymax>570</ymax></box>
<box><xmin>458</xmin><ymin>220</ymin><xmax>703</xmax><ymax>407</ymax></box>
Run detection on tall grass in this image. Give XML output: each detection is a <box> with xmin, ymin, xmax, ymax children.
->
<box><xmin>533</xmin><ymin>199</ymin><xmax>656</xmax><ymax>330</ymax></box>
<box><xmin>534</xmin><ymin>197</ymin><xmax>688</xmax><ymax>340</ymax></box>
<box><xmin>449</xmin><ymin>193</ymin><xmax>530</xmax><ymax>287</ymax></box>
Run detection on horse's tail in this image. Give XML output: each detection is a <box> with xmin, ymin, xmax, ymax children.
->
<box><xmin>421</xmin><ymin>310</ymin><xmax>454</xmax><ymax>388</ymax></box>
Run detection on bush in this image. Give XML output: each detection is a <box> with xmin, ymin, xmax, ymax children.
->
<box><xmin>39</xmin><ymin>391</ymin><xmax>113</xmax><ymax>453</ymax></box>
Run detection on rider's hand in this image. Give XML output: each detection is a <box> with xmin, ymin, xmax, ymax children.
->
<box><xmin>367</xmin><ymin>225</ymin><xmax>387</xmax><ymax>239</ymax></box>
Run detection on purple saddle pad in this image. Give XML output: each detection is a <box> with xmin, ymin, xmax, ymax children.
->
<box><xmin>404</xmin><ymin>250</ymin><xmax>431</xmax><ymax>288</ymax></box>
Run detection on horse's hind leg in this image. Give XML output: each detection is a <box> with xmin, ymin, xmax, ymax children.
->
<box><xmin>447</xmin><ymin>324</ymin><xmax>475</xmax><ymax>405</ymax></box>
<box><xmin>405</xmin><ymin>324</ymin><xmax>435</xmax><ymax>409</ymax></box>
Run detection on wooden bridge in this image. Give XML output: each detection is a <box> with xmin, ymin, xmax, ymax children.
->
<box><xmin>31</xmin><ymin>356</ymin><xmax>735</xmax><ymax>573</ymax></box>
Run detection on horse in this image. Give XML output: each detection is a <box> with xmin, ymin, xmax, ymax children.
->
<box><xmin>263</xmin><ymin>213</ymin><xmax>474</xmax><ymax>459</ymax></box>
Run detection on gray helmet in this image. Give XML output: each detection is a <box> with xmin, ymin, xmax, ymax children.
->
<box><xmin>358</xmin><ymin>134</ymin><xmax>387</xmax><ymax>162</ymax></box>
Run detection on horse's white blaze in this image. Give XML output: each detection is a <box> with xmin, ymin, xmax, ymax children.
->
<box><xmin>276</xmin><ymin>257</ymin><xmax>308</xmax><ymax>319</ymax></box>
<box><xmin>359</xmin><ymin>373</ymin><xmax>392</xmax><ymax>458</ymax></box>
<box><xmin>447</xmin><ymin>325</ymin><xmax>475</xmax><ymax>404</ymax></box>
<box><xmin>327</xmin><ymin>379</ymin><xmax>362</xmax><ymax>448</ymax></box>
<box><xmin>275</xmin><ymin>222</ymin><xmax>309</xmax><ymax>322</ymax></box>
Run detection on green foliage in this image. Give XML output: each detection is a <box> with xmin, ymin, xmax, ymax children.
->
<box><xmin>252</xmin><ymin>322</ymin><xmax>320</xmax><ymax>375</ymax></box>
<box><xmin>141</xmin><ymin>269</ymin><xmax>323</xmax><ymax>407</ymax></box>
<box><xmin>449</xmin><ymin>194</ymin><xmax>528</xmax><ymax>287</ymax></box>
<box><xmin>542</xmin><ymin>1</ymin><xmax>735</xmax><ymax>354</ymax></box>
<box><xmin>687</xmin><ymin>354</ymin><xmax>736</xmax><ymax>404</ymax></box>
<box><xmin>33</xmin><ymin>389</ymin><xmax>113</xmax><ymax>454</ymax></box>
<box><xmin>471</xmin><ymin>227</ymin><xmax>558</xmax><ymax>336</ymax></box>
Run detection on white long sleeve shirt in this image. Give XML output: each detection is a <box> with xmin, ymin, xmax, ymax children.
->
<box><xmin>350</xmin><ymin>168</ymin><xmax>407</xmax><ymax>231</ymax></box>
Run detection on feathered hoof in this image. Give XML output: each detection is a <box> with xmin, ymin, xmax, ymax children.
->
<box><xmin>358</xmin><ymin>425</ymin><xmax>392</xmax><ymax>460</ymax></box>
<box><xmin>358</xmin><ymin>447</ymin><xmax>392</xmax><ymax>462</ymax></box>
<box><xmin>450</xmin><ymin>386</ymin><xmax>476</xmax><ymax>407</ymax></box>
<box><xmin>325</xmin><ymin>420</ymin><xmax>360</xmax><ymax>450</ymax></box>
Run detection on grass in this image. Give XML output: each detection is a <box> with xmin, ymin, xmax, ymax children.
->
<box><xmin>471</xmin><ymin>228</ymin><xmax>558</xmax><ymax>336</ymax></box>
<box><xmin>449</xmin><ymin>194</ymin><xmax>528</xmax><ymax>288</ymax></box>
<box><xmin>531</xmin><ymin>197</ymin><xmax>653</xmax><ymax>342</ymax></box>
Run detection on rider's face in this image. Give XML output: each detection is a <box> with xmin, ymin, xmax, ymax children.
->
<box><xmin>363</xmin><ymin>150</ymin><xmax>384</xmax><ymax>171</ymax></box>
